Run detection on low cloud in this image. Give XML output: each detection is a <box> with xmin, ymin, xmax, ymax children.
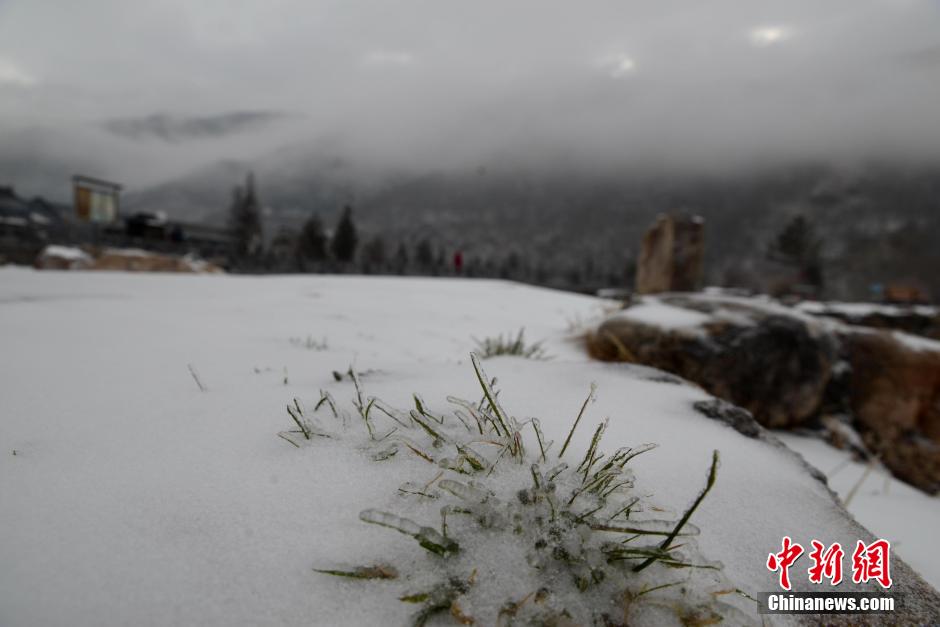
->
<box><xmin>361</xmin><ymin>50</ymin><xmax>415</xmax><ymax>68</ymax></box>
<box><xmin>1</xmin><ymin>0</ymin><xmax>939</xmax><ymax>191</ymax></box>
<box><xmin>0</xmin><ymin>56</ymin><xmax>37</xmax><ymax>87</ymax></box>
<box><xmin>102</xmin><ymin>111</ymin><xmax>291</xmax><ymax>142</ymax></box>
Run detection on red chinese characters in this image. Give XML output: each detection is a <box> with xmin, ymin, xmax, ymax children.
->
<box><xmin>767</xmin><ymin>537</ymin><xmax>893</xmax><ymax>589</ymax></box>
<box><xmin>767</xmin><ymin>536</ymin><xmax>804</xmax><ymax>590</ymax></box>
<box><xmin>807</xmin><ymin>540</ymin><xmax>844</xmax><ymax>585</ymax></box>
<box><xmin>851</xmin><ymin>539</ymin><xmax>893</xmax><ymax>589</ymax></box>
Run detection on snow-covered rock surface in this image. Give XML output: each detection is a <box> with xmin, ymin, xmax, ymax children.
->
<box><xmin>1</xmin><ymin>268</ymin><xmax>937</xmax><ymax>625</ymax></box>
<box><xmin>778</xmin><ymin>433</ymin><xmax>940</xmax><ymax>591</ymax></box>
<box><xmin>797</xmin><ymin>301</ymin><xmax>938</xmax><ymax>319</ymax></box>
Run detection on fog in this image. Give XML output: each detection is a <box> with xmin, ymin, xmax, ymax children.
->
<box><xmin>1</xmin><ymin>0</ymin><xmax>939</xmax><ymax>196</ymax></box>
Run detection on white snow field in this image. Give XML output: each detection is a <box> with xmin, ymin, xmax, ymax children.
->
<box><xmin>1</xmin><ymin>267</ymin><xmax>937</xmax><ymax>625</ymax></box>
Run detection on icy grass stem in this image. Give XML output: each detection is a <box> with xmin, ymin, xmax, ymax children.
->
<box><xmin>360</xmin><ymin>509</ymin><xmax>459</xmax><ymax>557</ymax></box>
<box><xmin>286</xmin><ymin>400</ymin><xmax>311</xmax><ymax>440</ymax></box>
<box><xmin>469</xmin><ymin>353</ymin><xmax>511</xmax><ymax>438</ymax></box>
<box><xmin>558</xmin><ymin>382</ymin><xmax>596</xmax><ymax>459</ymax></box>
<box><xmin>315</xmin><ymin>389</ymin><xmax>339</xmax><ymax>419</ymax></box>
<box><xmin>633</xmin><ymin>449</ymin><xmax>720</xmax><ymax>573</ymax></box>
<box><xmin>314</xmin><ymin>564</ymin><xmax>398</xmax><ymax>580</ymax></box>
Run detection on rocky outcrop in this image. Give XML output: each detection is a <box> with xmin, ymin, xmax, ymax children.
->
<box><xmin>589</xmin><ymin>293</ymin><xmax>940</xmax><ymax>493</ymax></box>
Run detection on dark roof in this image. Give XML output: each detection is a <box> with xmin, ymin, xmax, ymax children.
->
<box><xmin>0</xmin><ymin>186</ymin><xmax>67</xmax><ymax>223</ymax></box>
<box><xmin>0</xmin><ymin>186</ymin><xmax>28</xmax><ymax>217</ymax></box>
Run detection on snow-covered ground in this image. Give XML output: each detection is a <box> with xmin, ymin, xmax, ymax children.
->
<box><xmin>1</xmin><ymin>267</ymin><xmax>937</xmax><ymax>625</ymax></box>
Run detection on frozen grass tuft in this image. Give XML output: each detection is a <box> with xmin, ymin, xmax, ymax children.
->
<box><xmin>284</xmin><ymin>355</ymin><xmax>748</xmax><ymax>625</ymax></box>
<box><xmin>472</xmin><ymin>328</ymin><xmax>549</xmax><ymax>360</ymax></box>
<box><xmin>289</xmin><ymin>335</ymin><xmax>329</xmax><ymax>351</ymax></box>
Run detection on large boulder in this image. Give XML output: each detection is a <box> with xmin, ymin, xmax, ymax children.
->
<box><xmin>590</xmin><ymin>301</ymin><xmax>836</xmax><ymax>429</ymax></box>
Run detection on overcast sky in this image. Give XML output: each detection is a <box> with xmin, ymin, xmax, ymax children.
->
<box><xmin>2</xmin><ymin>0</ymin><xmax>940</xmax><ymax>193</ymax></box>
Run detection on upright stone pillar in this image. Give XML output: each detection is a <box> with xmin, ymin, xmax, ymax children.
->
<box><xmin>635</xmin><ymin>214</ymin><xmax>704</xmax><ymax>294</ymax></box>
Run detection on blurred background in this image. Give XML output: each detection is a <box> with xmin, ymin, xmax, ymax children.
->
<box><xmin>1</xmin><ymin>0</ymin><xmax>939</xmax><ymax>297</ymax></box>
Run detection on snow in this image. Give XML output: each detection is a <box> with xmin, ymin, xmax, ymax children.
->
<box><xmin>612</xmin><ymin>298</ymin><xmax>712</xmax><ymax>330</ymax></box>
<box><xmin>0</xmin><ymin>267</ymin><xmax>936</xmax><ymax>625</ymax></box>
<box><xmin>777</xmin><ymin>433</ymin><xmax>940</xmax><ymax>590</ymax></box>
<box><xmin>0</xmin><ymin>215</ymin><xmax>29</xmax><ymax>227</ymax></box>
<box><xmin>798</xmin><ymin>300</ymin><xmax>938</xmax><ymax>318</ymax></box>
<box><xmin>40</xmin><ymin>245</ymin><xmax>92</xmax><ymax>262</ymax></box>
<box><xmin>101</xmin><ymin>247</ymin><xmax>154</xmax><ymax>257</ymax></box>
<box><xmin>889</xmin><ymin>329</ymin><xmax>940</xmax><ymax>353</ymax></box>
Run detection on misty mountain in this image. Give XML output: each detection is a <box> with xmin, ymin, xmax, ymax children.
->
<box><xmin>122</xmin><ymin>154</ymin><xmax>940</xmax><ymax>298</ymax></box>
<box><xmin>102</xmin><ymin>111</ymin><xmax>292</xmax><ymax>143</ymax></box>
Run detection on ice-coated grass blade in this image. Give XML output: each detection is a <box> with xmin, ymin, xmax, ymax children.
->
<box><xmin>360</xmin><ymin>509</ymin><xmax>459</xmax><ymax>557</ymax></box>
<box><xmin>315</xmin><ymin>389</ymin><xmax>339</xmax><ymax>419</ymax></box>
<box><xmin>530</xmin><ymin>418</ymin><xmax>550</xmax><ymax>462</ymax></box>
<box><xmin>372</xmin><ymin>398</ymin><xmax>412</xmax><ymax>427</ymax></box>
<box><xmin>469</xmin><ymin>353</ymin><xmax>511</xmax><ymax>437</ymax></box>
<box><xmin>558</xmin><ymin>382</ymin><xmax>596</xmax><ymax>459</ymax></box>
<box><xmin>315</xmin><ymin>564</ymin><xmax>399</xmax><ymax>580</ymax></box>
<box><xmin>276</xmin><ymin>432</ymin><xmax>301</xmax><ymax>447</ymax></box>
<box><xmin>633</xmin><ymin>450</ymin><xmax>720</xmax><ymax>573</ymax></box>
<box><xmin>286</xmin><ymin>403</ymin><xmax>310</xmax><ymax>440</ymax></box>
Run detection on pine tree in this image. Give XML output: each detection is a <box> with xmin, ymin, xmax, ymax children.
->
<box><xmin>768</xmin><ymin>214</ymin><xmax>824</xmax><ymax>290</ymax></box>
<box><xmin>415</xmin><ymin>238</ymin><xmax>434</xmax><ymax>270</ymax></box>
<box><xmin>229</xmin><ymin>172</ymin><xmax>263</xmax><ymax>266</ymax></box>
<box><xmin>298</xmin><ymin>213</ymin><xmax>328</xmax><ymax>263</ymax></box>
<box><xmin>395</xmin><ymin>242</ymin><xmax>409</xmax><ymax>274</ymax></box>
<box><xmin>362</xmin><ymin>235</ymin><xmax>387</xmax><ymax>273</ymax></box>
<box><xmin>331</xmin><ymin>205</ymin><xmax>358</xmax><ymax>263</ymax></box>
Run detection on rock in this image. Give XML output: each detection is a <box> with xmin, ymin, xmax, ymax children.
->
<box><xmin>703</xmin><ymin>315</ymin><xmax>837</xmax><ymax>429</ymax></box>
<box><xmin>842</xmin><ymin>330</ymin><xmax>940</xmax><ymax>494</ymax></box>
<box><xmin>92</xmin><ymin>248</ymin><xmax>200</xmax><ymax>272</ymax></box>
<box><xmin>590</xmin><ymin>309</ymin><xmax>835</xmax><ymax>429</ymax></box>
<box><xmin>635</xmin><ymin>214</ymin><xmax>704</xmax><ymax>294</ymax></box>
<box><xmin>35</xmin><ymin>245</ymin><xmax>93</xmax><ymax>270</ymax></box>
<box><xmin>692</xmin><ymin>398</ymin><xmax>762</xmax><ymax>439</ymax></box>
<box><xmin>37</xmin><ymin>246</ymin><xmax>221</xmax><ymax>273</ymax></box>
<box><xmin>92</xmin><ymin>248</ymin><xmax>220</xmax><ymax>273</ymax></box>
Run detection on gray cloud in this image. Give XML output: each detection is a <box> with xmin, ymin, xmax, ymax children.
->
<box><xmin>1</xmin><ymin>0</ymin><xmax>939</xmax><ymax>195</ymax></box>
